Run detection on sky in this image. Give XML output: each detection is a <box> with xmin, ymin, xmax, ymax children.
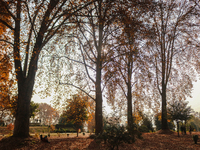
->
<box><xmin>187</xmin><ymin>79</ymin><xmax>200</xmax><ymax>112</ymax></box>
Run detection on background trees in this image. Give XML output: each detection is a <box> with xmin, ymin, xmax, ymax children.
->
<box><xmin>36</xmin><ymin>103</ymin><xmax>59</xmax><ymax>125</ymax></box>
<box><xmin>168</xmin><ymin>100</ymin><xmax>193</xmax><ymax>136</ymax></box>
<box><xmin>62</xmin><ymin>94</ymin><xmax>88</xmax><ymax>137</ymax></box>
<box><xmin>144</xmin><ymin>0</ymin><xmax>198</xmax><ymax>130</ymax></box>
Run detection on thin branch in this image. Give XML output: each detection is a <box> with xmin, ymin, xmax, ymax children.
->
<box><xmin>0</xmin><ymin>39</ymin><xmax>14</xmax><ymax>46</ymax></box>
<box><xmin>0</xmin><ymin>19</ymin><xmax>14</xmax><ymax>31</ymax></box>
<box><xmin>59</xmin><ymin>81</ymin><xmax>95</xmax><ymax>101</ymax></box>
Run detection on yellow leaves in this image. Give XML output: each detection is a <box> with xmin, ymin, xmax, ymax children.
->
<box><xmin>63</xmin><ymin>94</ymin><xmax>89</xmax><ymax>126</ymax></box>
<box><xmin>133</xmin><ymin>111</ymin><xmax>143</xmax><ymax>124</ymax></box>
<box><xmin>158</xmin><ymin>115</ymin><xmax>162</xmax><ymax>120</ymax></box>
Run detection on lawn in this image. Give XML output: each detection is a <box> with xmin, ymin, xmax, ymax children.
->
<box><xmin>0</xmin><ymin>131</ymin><xmax>200</xmax><ymax>149</ymax></box>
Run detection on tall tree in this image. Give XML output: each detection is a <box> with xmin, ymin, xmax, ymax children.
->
<box><xmin>145</xmin><ymin>0</ymin><xmax>198</xmax><ymax>130</ymax></box>
<box><xmin>59</xmin><ymin>0</ymin><xmax>119</xmax><ymax>134</ymax></box>
<box><xmin>0</xmin><ymin>0</ymin><xmax>95</xmax><ymax>137</ymax></box>
<box><xmin>104</xmin><ymin>0</ymin><xmax>155</xmax><ymax>131</ymax></box>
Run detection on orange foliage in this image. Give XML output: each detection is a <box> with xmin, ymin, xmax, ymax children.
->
<box><xmin>133</xmin><ymin>111</ymin><xmax>143</xmax><ymax>125</ymax></box>
<box><xmin>88</xmin><ymin>112</ymin><xmax>95</xmax><ymax>133</ymax></box>
<box><xmin>156</xmin><ymin>112</ymin><xmax>171</xmax><ymax>123</ymax></box>
<box><xmin>0</xmin><ymin>1</ymin><xmax>11</xmax><ymax>35</ymax></box>
<box><xmin>63</xmin><ymin>94</ymin><xmax>89</xmax><ymax>128</ymax></box>
<box><xmin>0</xmin><ymin>1</ymin><xmax>16</xmax><ymax>120</ymax></box>
<box><xmin>7</xmin><ymin>123</ymin><xmax>14</xmax><ymax>131</ymax></box>
<box><xmin>0</xmin><ymin>54</ymin><xmax>17</xmax><ymax>118</ymax></box>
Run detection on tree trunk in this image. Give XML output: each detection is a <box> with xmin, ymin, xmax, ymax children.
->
<box><xmin>13</xmin><ymin>80</ymin><xmax>34</xmax><ymax>137</ymax></box>
<box><xmin>76</xmin><ymin>126</ymin><xmax>79</xmax><ymax>137</ymax></box>
<box><xmin>127</xmin><ymin>62</ymin><xmax>133</xmax><ymax>131</ymax></box>
<box><xmin>95</xmin><ymin>9</ymin><xmax>103</xmax><ymax>135</ymax></box>
<box><xmin>177</xmin><ymin>121</ymin><xmax>179</xmax><ymax>137</ymax></box>
<box><xmin>161</xmin><ymin>86</ymin><xmax>169</xmax><ymax>130</ymax></box>
<box><xmin>95</xmin><ymin>61</ymin><xmax>103</xmax><ymax>135</ymax></box>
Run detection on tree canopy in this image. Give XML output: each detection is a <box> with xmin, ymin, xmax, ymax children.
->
<box><xmin>62</xmin><ymin>94</ymin><xmax>89</xmax><ymax>136</ymax></box>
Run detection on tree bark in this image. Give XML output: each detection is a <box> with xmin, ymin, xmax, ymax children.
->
<box><xmin>127</xmin><ymin>61</ymin><xmax>133</xmax><ymax>131</ymax></box>
<box><xmin>95</xmin><ymin>4</ymin><xmax>103</xmax><ymax>135</ymax></box>
<box><xmin>13</xmin><ymin>82</ymin><xmax>32</xmax><ymax>137</ymax></box>
<box><xmin>161</xmin><ymin>86</ymin><xmax>169</xmax><ymax>130</ymax></box>
<box><xmin>95</xmin><ymin>53</ymin><xmax>103</xmax><ymax>135</ymax></box>
<box><xmin>177</xmin><ymin>121</ymin><xmax>179</xmax><ymax>137</ymax></box>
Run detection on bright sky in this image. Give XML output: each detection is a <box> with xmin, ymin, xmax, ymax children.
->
<box><xmin>187</xmin><ymin>80</ymin><xmax>200</xmax><ymax>112</ymax></box>
<box><xmin>32</xmin><ymin>94</ymin><xmax>52</xmax><ymax>105</ymax></box>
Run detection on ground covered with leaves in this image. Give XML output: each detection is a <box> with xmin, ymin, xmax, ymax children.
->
<box><xmin>0</xmin><ymin>132</ymin><xmax>200</xmax><ymax>150</ymax></box>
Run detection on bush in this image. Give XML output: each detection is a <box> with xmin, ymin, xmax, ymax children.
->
<box><xmin>96</xmin><ymin>115</ymin><xmax>140</xmax><ymax>150</ymax></box>
<box><xmin>138</xmin><ymin>125</ymin><xmax>149</xmax><ymax>133</ymax></box>
<box><xmin>97</xmin><ymin>124</ymin><xmax>134</xmax><ymax>150</ymax></box>
<box><xmin>54</xmin><ymin>128</ymin><xmax>76</xmax><ymax>133</ymax></box>
<box><xmin>193</xmin><ymin>135</ymin><xmax>198</xmax><ymax>144</ymax></box>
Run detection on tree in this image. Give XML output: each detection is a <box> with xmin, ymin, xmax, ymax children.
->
<box><xmin>59</xmin><ymin>0</ymin><xmax>120</xmax><ymax>135</ymax></box>
<box><xmin>36</xmin><ymin>103</ymin><xmax>59</xmax><ymax>125</ymax></box>
<box><xmin>154</xmin><ymin>112</ymin><xmax>175</xmax><ymax>131</ymax></box>
<box><xmin>137</xmin><ymin>112</ymin><xmax>154</xmax><ymax>132</ymax></box>
<box><xmin>62</xmin><ymin>94</ymin><xmax>88</xmax><ymax>137</ymax></box>
<box><xmin>0</xmin><ymin>2</ymin><xmax>16</xmax><ymax>123</ymax></box>
<box><xmin>188</xmin><ymin>116</ymin><xmax>200</xmax><ymax>132</ymax></box>
<box><xmin>29</xmin><ymin>101</ymin><xmax>39</xmax><ymax>119</ymax></box>
<box><xmin>0</xmin><ymin>55</ymin><xmax>16</xmax><ymax>120</ymax></box>
<box><xmin>0</xmin><ymin>0</ymin><xmax>96</xmax><ymax>137</ymax></box>
<box><xmin>168</xmin><ymin>100</ymin><xmax>193</xmax><ymax>136</ymax></box>
<box><xmin>144</xmin><ymin>0</ymin><xmax>198</xmax><ymax>130</ymax></box>
<box><xmin>103</xmin><ymin>1</ymin><xmax>157</xmax><ymax>132</ymax></box>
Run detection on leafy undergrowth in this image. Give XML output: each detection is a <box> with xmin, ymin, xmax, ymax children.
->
<box><xmin>0</xmin><ymin>132</ymin><xmax>200</xmax><ymax>150</ymax></box>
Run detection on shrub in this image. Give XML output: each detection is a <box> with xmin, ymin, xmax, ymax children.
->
<box><xmin>54</xmin><ymin>128</ymin><xmax>76</xmax><ymax>133</ymax></box>
<box><xmin>138</xmin><ymin>125</ymin><xmax>149</xmax><ymax>133</ymax></box>
<box><xmin>95</xmin><ymin>114</ymin><xmax>140</xmax><ymax>150</ymax></box>
<box><xmin>193</xmin><ymin>135</ymin><xmax>198</xmax><ymax>144</ymax></box>
<box><xmin>97</xmin><ymin>123</ymin><xmax>136</xmax><ymax>150</ymax></box>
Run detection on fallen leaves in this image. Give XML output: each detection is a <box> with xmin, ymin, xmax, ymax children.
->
<box><xmin>0</xmin><ymin>132</ymin><xmax>200</xmax><ymax>150</ymax></box>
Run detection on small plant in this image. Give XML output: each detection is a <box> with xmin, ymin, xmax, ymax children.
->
<box><xmin>193</xmin><ymin>135</ymin><xmax>198</xmax><ymax>144</ymax></box>
<box><xmin>34</xmin><ymin>133</ymin><xmax>39</xmax><ymax>139</ymax></box>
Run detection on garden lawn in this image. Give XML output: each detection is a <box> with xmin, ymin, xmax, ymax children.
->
<box><xmin>0</xmin><ymin>132</ymin><xmax>200</xmax><ymax>150</ymax></box>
